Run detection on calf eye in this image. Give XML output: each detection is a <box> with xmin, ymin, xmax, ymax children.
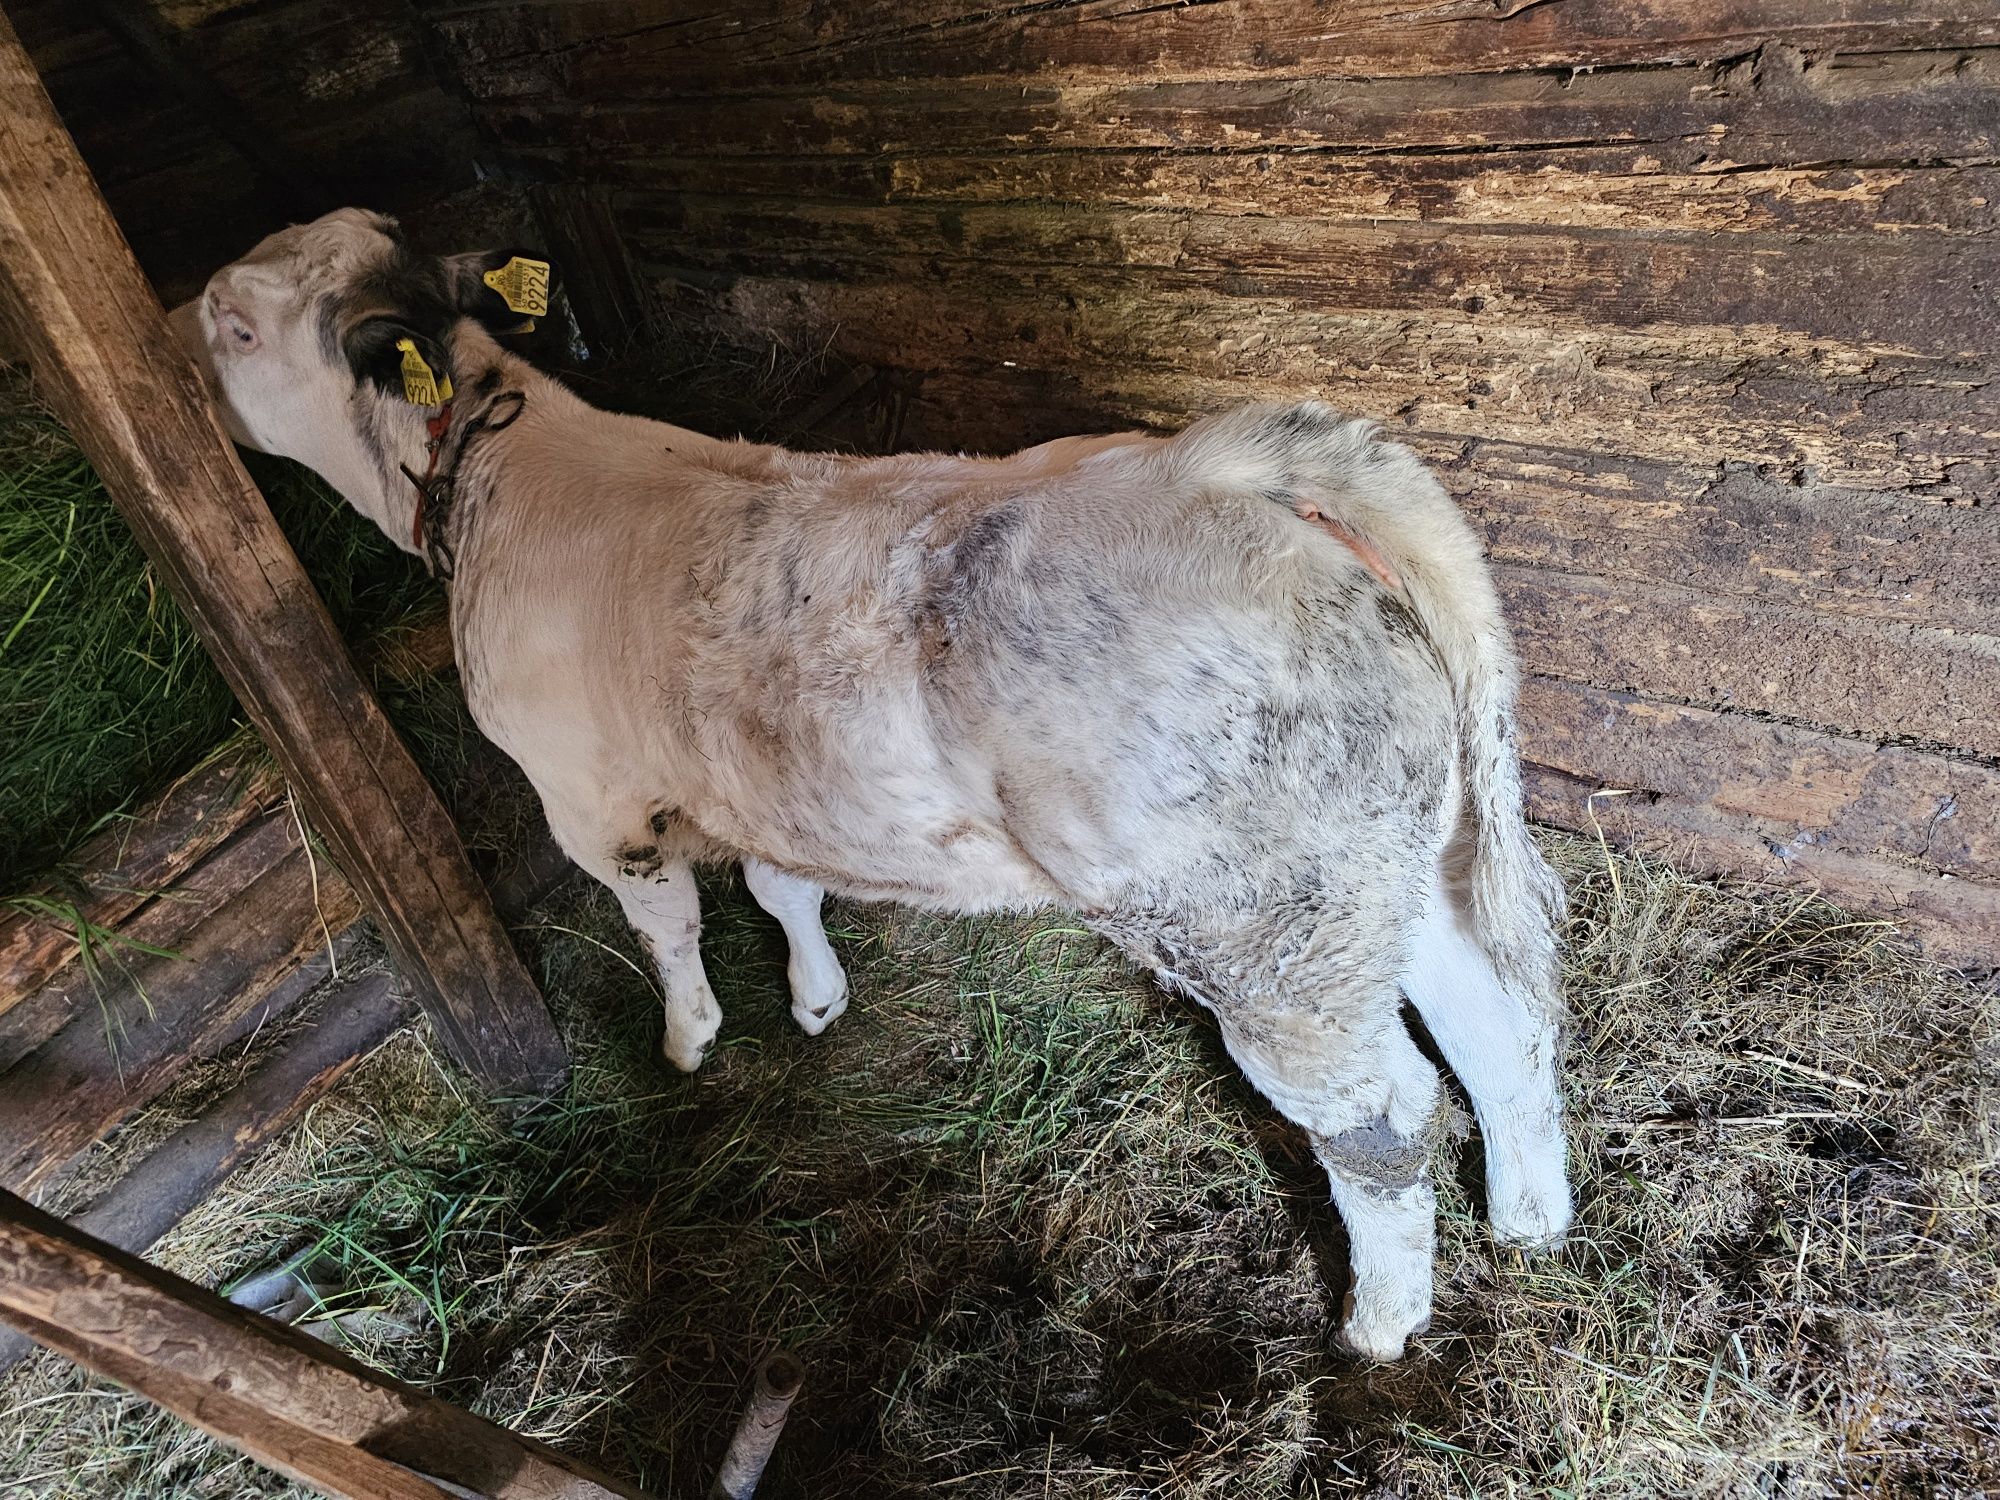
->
<box><xmin>212</xmin><ymin>303</ymin><xmax>260</xmax><ymax>354</ymax></box>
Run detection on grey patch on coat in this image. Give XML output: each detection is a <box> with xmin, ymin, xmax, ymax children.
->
<box><xmin>1314</xmin><ymin>1116</ymin><xmax>1435</xmax><ymax>1190</ymax></box>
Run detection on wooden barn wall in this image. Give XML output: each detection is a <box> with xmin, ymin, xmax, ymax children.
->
<box><xmin>423</xmin><ymin>1</ymin><xmax>2000</xmax><ymax>966</ymax></box>
<box><xmin>7</xmin><ymin>2</ymin><xmax>1994</xmax><ymax>967</ymax></box>
<box><xmin>4</xmin><ymin>0</ymin><xmax>489</xmax><ymax>303</ymax></box>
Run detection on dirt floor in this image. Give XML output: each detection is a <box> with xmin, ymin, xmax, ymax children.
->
<box><xmin>0</xmin><ymin>817</ymin><xmax>1994</xmax><ymax>1498</ymax></box>
<box><xmin>2</xmin><ymin>359</ymin><xmax>1995</xmax><ymax>1498</ymax></box>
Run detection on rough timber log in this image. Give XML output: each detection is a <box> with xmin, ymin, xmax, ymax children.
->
<box><xmin>417</xmin><ymin>1</ymin><xmax>1999</xmax><ymax>966</ymax></box>
<box><xmin>0</xmin><ymin>13</ymin><xmax>567</xmax><ymax>1091</ymax></box>
<box><xmin>0</xmin><ymin>1189</ymin><xmax>653</xmax><ymax>1499</ymax></box>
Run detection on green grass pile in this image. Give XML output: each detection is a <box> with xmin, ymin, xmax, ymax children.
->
<box><xmin>0</xmin><ymin>830</ymin><xmax>1991</xmax><ymax>1497</ymax></box>
<box><xmin>0</xmin><ymin>369</ymin><xmax>438</xmax><ymax>890</ymax></box>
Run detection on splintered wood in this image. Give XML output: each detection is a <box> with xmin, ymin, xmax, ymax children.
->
<box><xmin>0</xmin><ymin>11</ymin><xmax>567</xmax><ymax>1091</ymax></box>
<box><xmin>434</xmin><ymin>1</ymin><xmax>1999</xmax><ymax>965</ymax></box>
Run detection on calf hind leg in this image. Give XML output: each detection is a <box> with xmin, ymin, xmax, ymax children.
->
<box><xmin>1400</xmin><ymin>883</ymin><xmax>1571</xmax><ymax>1248</ymax></box>
<box><xmin>1218</xmin><ymin>999</ymin><xmax>1445</xmax><ymax>1362</ymax></box>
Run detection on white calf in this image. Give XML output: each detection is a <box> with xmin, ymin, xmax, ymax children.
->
<box><xmin>174</xmin><ymin>209</ymin><xmax>1572</xmax><ymax>1359</ymax></box>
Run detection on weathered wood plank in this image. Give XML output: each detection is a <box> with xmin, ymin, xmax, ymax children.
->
<box><xmin>626</xmin><ymin>195</ymin><xmax>2000</xmax><ymax>357</ymax></box>
<box><xmin>477</xmin><ymin>46</ymin><xmax>2000</xmax><ymax>163</ymax></box>
<box><xmin>0</xmin><ymin>615</ymin><xmax>450</xmax><ymax>1022</ymax></box>
<box><xmin>433</xmin><ymin>0</ymin><xmax>2000</xmax><ymax>97</ymax></box>
<box><xmin>1520</xmin><ymin>677</ymin><xmax>1989</xmax><ymax>879</ymax></box>
<box><xmin>0</xmin><ymin>810</ymin><xmax>317</xmax><ymax>1077</ymax></box>
<box><xmin>0</xmin><ymin>1190</ymin><xmax>655</xmax><ymax>1499</ymax></box>
<box><xmin>1500</xmin><ymin>567</ymin><xmax>2000</xmax><ymax>764</ymax></box>
<box><xmin>1527</xmin><ymin>762</ymin><xmax>2000</xmax><ymax>969</ymax></box>
<box><xmin>0</xmin><ymin>14</ymin><xmax>567</xmax><ymax>1093</ymax></box>
<box><xmin>0</xmin><ymin>758</ymin><xmax>283</xmax><ymax>1020</ymax></box>
<box><xmin>562</xmin><ymin>149</ymin><xmax>2000</xmax><ymax>239</ymax></box>
<box><xmin>0</xmin><ymin>821</ymin><xmax>362</xmax><ymax>1194</ymax></box>
<box><xmin>0</xmin><ymin>973</ymin><xmax>408</xmax><ymax>1375</ymax></box>
<box><xmin>1520</xmin><ymin>680</ymin><xmax>1999</xmax><ymax>967</ymax></box>
<box><xmin>651</xmin><ymin>273</ymin><xmax>1995</xmax><ymax>492</ymax></box>
<box><xmin>1440</xmin><ymin>442</ymin><xmax>2000</xmax><ymax>636</ymax></box>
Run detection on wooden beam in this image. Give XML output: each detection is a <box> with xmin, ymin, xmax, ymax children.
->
<box><xmin>0</xmin><ymin>814</ymin><xmax>364</xmax><ymax>1193</ymax></box>
<box><xmin>0</xmin><ymin>817</ymin><xmax>575</xmax><ymax>1376</ymax></box>
<box><xmin>0</xmin><ymin>12</ymin><xmax>567</xmax><ymax>1096</ymax></box>
<box><xmin>0</xmin><ymin>969</ymin><xmax>406</xmax><ymax>1375</ymax></box>
<box><xmin>0</xmin><ymin>1189</ymin><xmax>654</xmax><ymax>1500</ymax></box>
<box><xmin>0</xmin><ymin>612</ymin><xmax>452</xmax><ymax>1024</ymax></box>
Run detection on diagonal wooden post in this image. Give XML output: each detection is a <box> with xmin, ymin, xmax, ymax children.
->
<box><xmin>0</xmin><ymin>1189</ymin><xmax>652</xmax><ymax>1499</ymax></box>
<box><xmin>0</xmin><ymin>13</ymin><xmax>567</xmax><ymax>1095</ymax></box>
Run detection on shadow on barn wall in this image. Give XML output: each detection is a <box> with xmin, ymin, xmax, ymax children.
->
<box><xmin>14</xmin><ymin>0</ymin><xmax>1999</xmax><ymax>969</ymax></box>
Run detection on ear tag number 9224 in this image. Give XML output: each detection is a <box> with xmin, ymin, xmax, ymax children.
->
<box><xmin>396</xmin><ymin>338</ymin><xmax>452</xmax><ymax>407</ymax></box>
<box><xmin>483</xmin><ymin>256</ymin><xmax>551</xmax><ymax>317</ymax></box>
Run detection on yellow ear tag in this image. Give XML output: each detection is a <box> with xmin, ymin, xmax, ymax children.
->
<box><xmin>395</xmin><ymin>337</ymin><xmax>452</xmax><ymax>406</ymax></box>
<box><xmin>482</xmin><ymin>256</ymin><xmax>550</xmax><ymax>316</ymax></box>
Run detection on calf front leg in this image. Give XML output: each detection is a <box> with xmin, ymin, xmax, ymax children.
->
<box><xmin>616</xmin><ymin>864</ymin><xmax>736</xmax><ymax>1072</ymax></box>
<box><xmin>542</xmin><ymin>797</ymin><xmax>723</xmax><ymax>1071</ymax></box>
<box><xmin>608</xmin><ymin>855</ymin><xmax>723</xmax><ymax>1072</ymax></box>
<box><xmin>742</xmin><ymin>858</ymin><xmax>849</xmax><ymax>1036</ymax></box>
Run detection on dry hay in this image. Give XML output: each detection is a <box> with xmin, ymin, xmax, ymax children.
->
<box><xmin>0</xmin><ymin>825</ymin><xmax>1991</xmax><ymax>1499</ymax></box>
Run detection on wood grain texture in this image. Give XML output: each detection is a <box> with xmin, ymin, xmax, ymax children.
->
<box><xmin>6</xmin><ymin>0</ymin><xmax>482</xmax><ymax>298</ymax></box>
<box><xmin>620</xmin><ymin>195</ymin><xmax>1999</xmax><ymax>358</ymax></box>
<box><xmin>0</xmin><ymin>971</ymin><xmax>406</xmax><ymax>1374</ymax></box>
<box><xmin>0</xmin><ymin>1190</ymin><xmax>655</xmax><ymax>1499</ymax></box>
<box><xmin>0</xmin><ymin>806</ymin><xmax>317</xmax><ymax>1080</ymax></box>
<box><xmin>433</xmin><ymin>0</ymin><xmax>2000</xmax><ymax>960</ymax></box>
<box><xmin>1521</xmin><ymin>681</ymin><xmax>1998</xmax><ymax>965</ymax></box>
<box><xmin>0</xmin><ymin>756</ymin><xmax>284</xmax><ymax>1022</ymax></box>
<box><xmin>429</xmin><ymin>0</ymin><xmax>2000</xmax><ymax>96</ymax></box>
<box><xmin>0</xmin><ymin>12</ymin><xmax>568</xmax><ymax>1090</ymax></box>
<box><xmin>536</xmin><ymin>148</ymin><xmax>2000</xmax><ymax>239</ymax></box>
<box><xmin>0</xmin><ymin>613</ymin><xmax>451</xmax><ymax>1023</ymax></box>
<box><xmin>645</xmin><ymin>271</ymin><xmax>1995</xmax><ymax>494</ymax></box>
<box><xmin>0</xmin><ymin>816</ymin><xmax>361</xmax><ymax>1193</ymax></box>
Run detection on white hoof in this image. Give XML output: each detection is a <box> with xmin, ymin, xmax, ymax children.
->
<box><xmin>1338</xmin><ymin>1291</ymin><xmax>1430</xmax><ymax>1363</ymax></box>
<box><xmin>1327</xmin><ymin>1178</ymin><xmax>1436</xmax><ymax>1363</ymax></box>
<box><xmin>788</xmin><ymin>963</ymin><xmax>849</xmax><ymax>1038</ymax></box>
<box><xmin>1490</xmin><ymin>1185</ymin><xmax>1574</xmax><ymax>1251</ymax></box>
<box><xmin>661</xmin><ymin>990</ymin><xmax>722</xmax><ymax>1073</ymax></box>
<box><xmin>1487</xmin><ymin>1136</ymin><xmax>1575</xmax><ymax>1250</ymax></box>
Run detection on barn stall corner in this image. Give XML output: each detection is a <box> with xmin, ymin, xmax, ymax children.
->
<box><xmin>0</xmin><ymin>2</ymin><xmax>1997</xmax><ymax>1498</ymax></box>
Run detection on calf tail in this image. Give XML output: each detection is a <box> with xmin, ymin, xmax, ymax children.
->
<box><xmin>1164</xmin><ymin>402</ymin><xmax>1567</xmax><ymax>1003</ymax></box>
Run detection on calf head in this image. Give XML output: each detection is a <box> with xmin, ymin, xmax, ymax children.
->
<box><xmin>172</xmin><ymin>207</ymin><xmax>552</xmax><ymax>552</ymax></box>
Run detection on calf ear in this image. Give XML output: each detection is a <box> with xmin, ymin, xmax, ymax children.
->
<box><xmin>344</xmin><ymin>317</ymin><xmax>456</xmax><ymax>407</ymax></box>
<box><xmin>444</xmin><ymin>249</ymin><xmax>557</xmax><ymax>334</ymax></box>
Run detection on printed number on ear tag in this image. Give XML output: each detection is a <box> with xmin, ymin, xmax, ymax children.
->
<box><xmin>396</xmin><ymin>338</ymin><xmax>452</xmax><ymax>406</ymax></box>
<box><xmin>483</xmin><ymin>257</ymin><xmax>550</xmax><ymax>317</ymax></box>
